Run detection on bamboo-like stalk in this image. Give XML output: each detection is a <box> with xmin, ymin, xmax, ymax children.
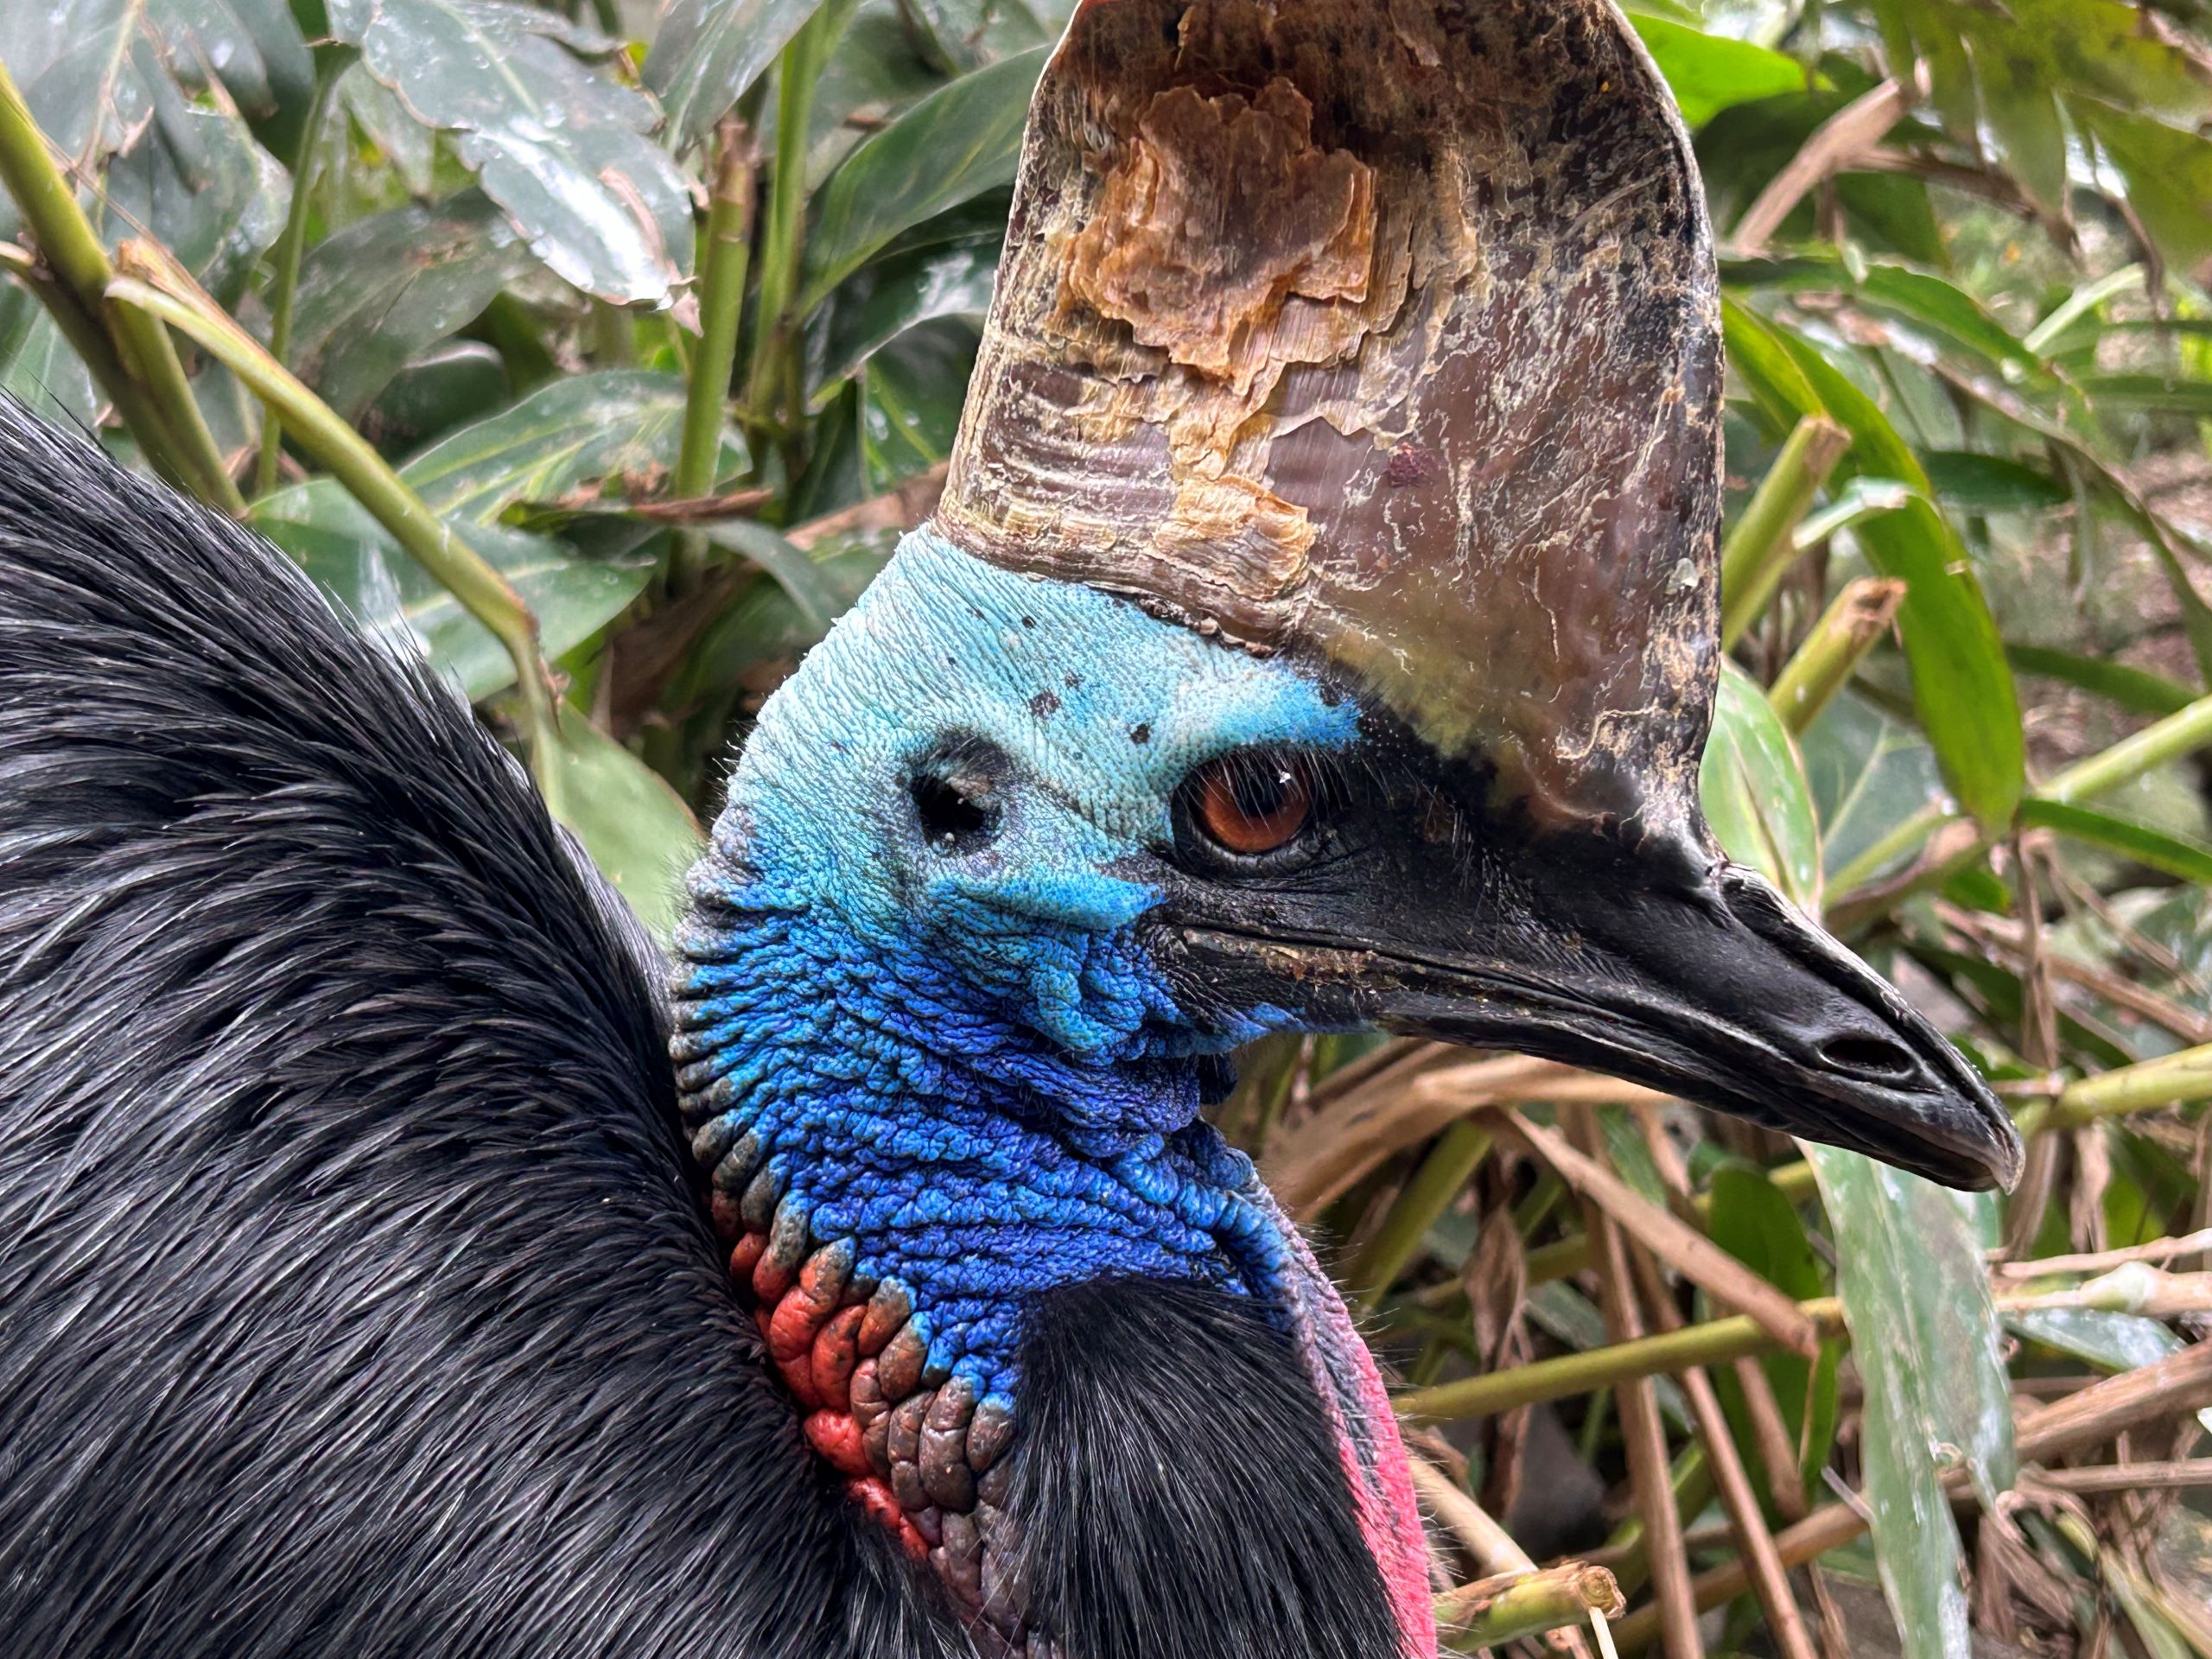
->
<box><xmin>0</xmin><ymin>58</ymin><xmax>242</xmax><ymax>512</ymax></box>
<box><xmin>1395</xmin><ymin>1299</ymin><xmax>1848</xmax><ymax>1424</ymax></box>
<box><xmin>1350</xmin><ymin>1119</ymin><xmax>1491</xmax><ymax>1310</ymax></box>
<box><xmin>1767</xmin><ymin>577</ymin><xmax>1904</xmax><ymax>734</ymax></box>
<box><xmin>2044</xmin><ymin>690</ymin><xmax>2212</xmax><ymax>805</ymax></box>
<box><xmin>670</xmin><ymin>116</ymin><xmax>757</xmax><ymax>591</ymax></box>
<box><xmin>741</xmin><ymin>6</ymin><xmax>847</xmax><ymax>444</ymax></box>
<box><xmin>256</xmin><ymin>57</ymin><xmax>344</xmax><ymax>500</ymax></box>
<box><xmin>1630</xmin><ymin>1246</ymin><xmax>1817</xmax><ymax>1659</ymax></box>
<box><xmin>1718</xmin><ymin>416</ymin><xmax>1850</xmax><ymax>649</ymax></box>
<box><xmin>1437</xmin><ymin>1564</ymin><xmax>1623</xmax><ymax>1649</ymax></box>
<box><xmin>1567</xmin><ymin>1114</ymin><xmax>1699</xmax><ymax>1659</ymax></box>
<box><xmin>107</xmin><ymin>251</ymin><xmax>557</xmax><ymax>766</ymax></box>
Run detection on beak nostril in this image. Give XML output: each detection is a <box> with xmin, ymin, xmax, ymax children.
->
<box><xmin>1816</xmin><ymin>1033</ymin><xmax>1923</xmax><ymax>1085</ymax></box>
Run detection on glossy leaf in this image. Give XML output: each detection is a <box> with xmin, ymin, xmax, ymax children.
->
<box><xmin>1800</xmin><ymin>693</ymin><xmax>1950</xmax><ymax>885</ymax></box>
<box><xmin>856</xmin><ymin>317</ymin><xmax>976</xmax><ymax>491</ymax></box>
<box><xmin>399</xmin><ymin>369</ymin><xmax>730</xmax><ymax>523</ymax></box>
<box><xmin>0</xmin><ymin>285</ymin><xmax>98</xmax><ymax>431</ymax></box>
<box><xmin>1803</xmin><ymin>1146</ymin><xmax>2014</xmax><ymax>1659</ymax></box>
<box><xmin>1629</xmin><ymin>16</ymin><xmax>1808</xmax><ymax>129</ymax></box>
<box><xmin>328</xmin><ymin>0</ymin><xmax>694</xmax><ymax>305</ymax></box>
<box><xmin>1771</xmin><ymin>321</ymin><xmax>2025</xmax><ymax>834</ymax></box>
<box><xmin>802</xmin><ymin>47</ymin><xmax>1046</xmax><ymax>306</ymax></box>
<box><xmin>94</xmin><ymin>105</ymin><xmax>290</xmax><ymax>307</ymax></box>
<box><xmin>2080</xmin><ymin>103</ymin><xmax>2212</xmax><ymax>272</ymax></box>
<box><xmin>537</xmin><ymin>705</ymin><xmax>703</xmax><ymax>944</ymax></box>
<box><xmin>817</xmin><ymin>237</ymin><xmax>998</xmax><ymax>393</ymax></box>
<box><xmin>645</xmin><ymin>0</ymin><xmax>827</xmax><ymax>155</ymax></box>
<box><xmin>257</xmin><ymin>488</ymin><xmax>655</xmax><ymax>700</ymax></box>
<box><xmin>2018</xmin><ymin>798</ymin><xmax>2212</xmax><ymax>886</ymax></box>
<box><xmin>289</xmin><ymin>191</ymin><xmax>535</xmax><ymax>419</ymax></box>
<box><xmin>1701</xmin><ymin>658</ymin><xmax>1823</xmax><ymax>908</ymax></box>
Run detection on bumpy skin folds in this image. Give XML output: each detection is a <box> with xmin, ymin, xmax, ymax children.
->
<box><xmin>675</xmin><ymin>532</ymin><xmax>1429</xmax><ymax>1649</ymax></box>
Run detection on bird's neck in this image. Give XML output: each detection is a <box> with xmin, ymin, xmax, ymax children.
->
<box><xmin>670</xmin><ymin>872</ymin><xmax>1290</xmax><ymax>1637</ymax></box>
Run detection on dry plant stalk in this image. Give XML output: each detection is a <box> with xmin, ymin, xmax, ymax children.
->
<box><xmin>1435</xmin><ymin>1563</ymin><xmax>1624</xmax><ymax>1649</ymax></box>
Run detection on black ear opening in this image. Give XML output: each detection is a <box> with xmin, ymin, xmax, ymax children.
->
<box><xmin>1007</xmin><ymin>1276</ymin><xmax>1405</xmax><ymax>1659</ymax></box>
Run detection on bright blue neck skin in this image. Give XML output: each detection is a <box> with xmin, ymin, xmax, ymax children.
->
<box><xmin>671</xmin><ymin>531</ymin><xmax>1358</xmax><ymax>1421</ymax></box>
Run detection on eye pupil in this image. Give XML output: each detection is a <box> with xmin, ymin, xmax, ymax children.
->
<box><xmin>1192</xmin><ymin>755</ymin><xmax>1313</xmax><ymax>856</ymax></box>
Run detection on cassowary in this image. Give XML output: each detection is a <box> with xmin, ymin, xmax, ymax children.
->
<box><xmin>0</xmin><ymin>0</ymin><xmax>2018</xmax><ymax>1655</ymax></box>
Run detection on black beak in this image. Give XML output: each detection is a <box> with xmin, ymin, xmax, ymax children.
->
<box><xmin>1161</xmin><ymin>804</ymin><xmax>2023</xmax><ymax>1193</ymax></box>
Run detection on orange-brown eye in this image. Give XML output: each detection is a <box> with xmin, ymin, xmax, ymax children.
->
<box><xmin>1191</xmin><ymin>755</ymin><xmax>1313</xmax><ymax>856</ymax></box>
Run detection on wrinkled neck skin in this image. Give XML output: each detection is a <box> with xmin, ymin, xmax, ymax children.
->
<box><xmin>671</xmin><ymin>532</ymin><xmax>1432</xmax><ymax>1656</ymax></box>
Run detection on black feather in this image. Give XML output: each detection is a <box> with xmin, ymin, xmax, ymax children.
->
<box><xmin>1010</xmin><ymin>1277</ymin><xmax>1404</xmax><ymax>1659</ymax></box>
<box><xmin>0</xmin><ymin>404</ymin><xmax>963</xmax><ymax>1658</ymax></box>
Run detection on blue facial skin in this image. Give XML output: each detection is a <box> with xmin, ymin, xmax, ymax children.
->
<box><xmin>670</xmin><ymin>529</ymin><xmax>1360</xmax><ymax>1422</ymax></box>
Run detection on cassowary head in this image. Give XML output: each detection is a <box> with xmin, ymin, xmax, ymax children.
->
<box><xmin>670</xmin><ymin>0</ymin><xmax>2022</xmax><ymax>1653</ymax></box>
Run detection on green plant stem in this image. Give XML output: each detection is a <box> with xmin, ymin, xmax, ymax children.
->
<box><xmin>108</xmin><ymin>263</ymin><xmax>557</xmax><ymax>768</ymax></box>
<box><xmin>2044</xmin><ymin>690</ymin><xmax>2212</xmax><ymax>805</ymax></box>
<box><xmin>671</xmin><ymin>116</ymin><xmax>756</xmax><ymax>591</ymax></box>
<box><xmin>1393</xmin><ymin>1298</ymin><xmax>1847</xmax><ymax>1424</ymax></box>
<box><xmin>1718</xmin><ymin>416</ymin><xmax>1850</xmax><ymax>650</ymax></box>
<box><xmin>0</xmin><ymin>59</ymin><xmax>242</xmax><ymax>512</ymax></box>
<box><xmin>1350</xmin><ymin>1121</ymin><xmax>1491</xmax><ymax>1310</ymax></box>
<box><xmin>2015</xmin><ymin>1043</ymin><xmax>2212</xmax><ymax>1136</ymax></box>
<box><xmin>1768</xmin><ymin>577</ymin><xmax>1904</xmax><ymax>734</ymax></box>
<box><xmin>256</xmin><ymin>59</ymin><xmax>342</xmax><ymax>501</ymax></box>
<box><xmin>741</xmin><ymin>4</ymin><xmax>849</xmax><ymax>443</ymax></box>
<box><xmin>1827</xmin><ymin>685</ymin><xmax>2212</xmax><ymax>925</ymax></box>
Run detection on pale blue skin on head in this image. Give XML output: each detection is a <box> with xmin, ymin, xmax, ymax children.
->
<box><xmin>672</xmin><ymin>529</ymin><xmax>1360</xmax><ymax>1408</ymax></box>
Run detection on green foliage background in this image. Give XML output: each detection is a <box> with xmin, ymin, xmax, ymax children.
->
<box><xmin>2</xmin><ymin>0</ymin><xmax>2210</xmax><ymax>1650</ymax></box>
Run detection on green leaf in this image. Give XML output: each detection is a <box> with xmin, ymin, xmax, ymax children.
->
<box><xmin>1919</xmin><ymin>451</ymin><xmax>2069</xmax><ymax>516</ymax></box>
<box><xmin>857</xmin><ymin>316</ymin><xmax>976</xmax><ymax>491</ymax></box>
<box><xmin>2018</xmin><ymin>798</ymin><xmax>2212</xmax><ymax>885</ymax></box>
<box><xmin>1701</xmin><ymin>659</ymin><xmax>1823</xmax><ymax>909</ymax></box>
<box><xmin>2078</xmin><ymin>104</ymin><xmax>2212</xmax><ymax>272</ymax></box>
<box><xmin>0</xmin><ymin>284</ymin><xmax>99</xmax><ymax>431</ymax></box>
<box><xmin>327</xmin><ymin>0</ymin><xmax>694</xmax><ymax>306</ymax></box>
<box><xmin>257</xmin><ymin>489</ymin><xmax>655</xmax><ymax>700</ymax></box>
<box><xmin>289</xmin><ymin>190</ymin><xmax>535</xmax><ymax>419</ymax></box>
<box><xmin>803</xmin><ymin>47</ymin><xmax>1046</xmax><ymax>306</ymax></box>
<box><xmin>1803</xmin><ymin>1146</ymin><xmax>2013</xmax><ymax>1659</ymax></box>
<box><xmin>817</xmin><ymin>237</ymin><xmax>998</xmax><ymax>393</ymax></box>
<box><xmin>0</xmin><ymin>0</ymin><xmax>306</xmax><ymax>206</ymax></box>
<box><xmin>645</xmin><ymin>0</ymin><xmax>828</xmax><ymax>155</ymax></box>
<box><xmin>2005</xmin><ymin>1306</ymin><xmax>2212</xmax><ymax>1435</ymax></box>
<box><xmin>1799</xmin><ymin>690</ymin><xmax>1950</xmax><ymax>885</ymax></box>
<box><xmin>1772</xmin><ymin>326</ymin><xmax>2025</xmax><ymax>833</ymax></box>
<box><xmin>94</xmin><ymin>104</ymin><xmax>290</xmax><ymax>308</ymax></box>
<box><xmin>1965</xmin><ymin>23</ymin><xmax>2070</xmax><ymax>219</ymax></box>
<box><xmin>2076</xmin><ymin>372</ymin><xmax>2212</xmax><ymax>417</ymax></box>
<box><xmin>2005</xmin><ymin>644</ymin><xmax>2195</xmax><ymax>717</ymax></box>
<box><xmin>1707</xmin><ymin>1165</ymin><xmax>1840</xmax><ymax>1510</ymax></box>
<box><xmin>702</xmin><ymin>521</ymin><xmax>847</xmax><ymax>636</ymax></box>
<box><xmin>538</xmin><ymin>705</ymin><xmax>703</xmax><ymax>945</ymax></box>
<box><xmin>1627</xmin><ymin>16</ymin><xmax>1808</xmax><ymax>129</ymax></box>
<box><xmin>365</xmin><ymin>340</ymin><xmax>513</xmax><ymax>453</ymax></box>
<box><xmin>400</xmin><ymin>369</ymin><xmax>725</xmax><ymax>522</ymax></box>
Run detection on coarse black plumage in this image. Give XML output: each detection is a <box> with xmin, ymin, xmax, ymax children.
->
<box><xmin>0</xmin><ymin>406</ymin><xmax>1404</xmax><ymax>1658</ymax></box>
<box><xmin>0</xmin><ymin>403</ymin><xmax>964</xmax><ymax>1658</ymax></box>
<box><xmin>1014</xmin><ymin>1278</ymin><xmax>1402</xmax><ymax>1659</ymax></box>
